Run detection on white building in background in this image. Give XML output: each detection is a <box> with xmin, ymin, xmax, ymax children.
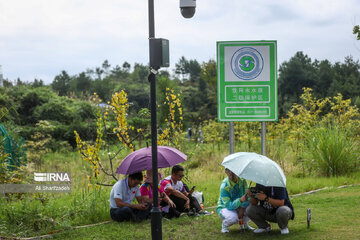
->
<box><xmin>0</xmin><ymin>65</ymin><xmax>3</xmax><ymax>87</ymax></box>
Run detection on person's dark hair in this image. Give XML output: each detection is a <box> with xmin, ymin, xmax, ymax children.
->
<box><xmin>128</xmin><ymin>172</ymin><xmax>143</xmax><ymax>181</ymax></box>
<box><xmin>172</xmin><ymin>165</ymin><xmax>184</xmax><ymax>174</ymax></box>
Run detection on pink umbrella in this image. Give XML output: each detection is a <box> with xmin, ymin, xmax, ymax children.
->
<box><xmin>116</xmin><ymin>146</ymin><xmax>187</xmax><ymax>175</ymax></box>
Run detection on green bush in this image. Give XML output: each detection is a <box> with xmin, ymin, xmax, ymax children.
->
<box><xmin>304</xmin><ymin>124</ymin><xmax>359</xmax><ymax>176</ymax></box>
<box><xmin>0</xmin><ymin>146</ymin><xmax>9</xmax><ymax>182</ymax></box>
<box><xmin>34</xmin><ymin>98</ymin><xmax>75</xmax><ymax>125</ymax></box>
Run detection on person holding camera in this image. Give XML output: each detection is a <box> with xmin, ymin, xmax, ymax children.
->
<box><xmin>217</xmin><ymin>168</ymin><xmax>254</xmax><ymax>233</ymax></box>
<box><xmin>246</xmin><ymin>184</ymin><xmax>294</xmax><ymax>234</ymax></box>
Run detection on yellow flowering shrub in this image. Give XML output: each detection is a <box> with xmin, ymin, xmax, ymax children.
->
<box><xmin>234</xmin><ymin>122</ymin><xmax>261</xmax><ymax>152</ymax></box>
<box><xmin>158</xmin><ymin>88</ymin><xmax>183</xmax><ymax>148</ymax></box>
<box><xmin>111</xmin><ymin>90</ymin><xmax>136</xmax><ymax>151</ymax></box>
<box><xmin>75</xmin><ymin>88</ymin><xmax>184</xmax><ymax>186</ymax></box>
<box><xmin>74</xmin><ymin>91</ymin><xmax>137</xmax><ymax>186</ymax></box>
<box><xmin>201</xmin><ymin>119</ymin><xmax>227</xmax><ymax>150</ymax></box>
<box><xmin>269</xmin><ymin>88</ymin><xmax>360</xmax><ymax>176</ymax></box>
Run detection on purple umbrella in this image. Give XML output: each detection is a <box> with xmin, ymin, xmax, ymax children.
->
<box><xmin>116</xmin><ymin>146</ymin><xmax>187</xmax><ymax>175</ymax></box>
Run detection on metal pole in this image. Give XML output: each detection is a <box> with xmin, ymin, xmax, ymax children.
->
<box><xmin>149</xmin><ymin>72</ymin><xmax>162</xmax><ymax>240</ymax></box>
<box><xmin>229</xmin><ymin>122</ymin><xmax>234</xmax><ymax>154</ymax></box>
<box><xmin>307</xmin><ymin>208</ymin><xmax>311</xmax><ymax>229</ymax></box>
<box><xmin>261</xmin><ymin>122</ymin><xmax>266</xmax><ymax>155</ymax></box>
<box><xmin>148</xmin><ymin>0</ymin><xmax>155</xmax><ymax>39</ymax></box>
<box><xmin>148</xmin><ymin>0</ymin><xmax>162</xmax><ymax>239</ymax></box>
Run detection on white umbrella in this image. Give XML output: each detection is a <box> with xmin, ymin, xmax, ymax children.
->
<box><xmin>222</xmin><ymin>152</ymin><xmax>286</xmax><ymax>187</ymax></box>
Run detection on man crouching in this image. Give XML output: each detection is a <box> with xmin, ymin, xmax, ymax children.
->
<box><xmin>246</xmin><ymin>183</ymin><xmax>294</xmax><ymax>234</ymax></box>
<box><xmin>110</xmin><ymin>172</ymin><xmax>151</xmax><ymax>222</ymax></box>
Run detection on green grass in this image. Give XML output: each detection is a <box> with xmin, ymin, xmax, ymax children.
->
<box><xmin>1</xmin><ymin>144</ymin><xmax>360</xmax><ymax>239</ymax></box>
<box><xmin>287</xmin><ymin>172</ymin><xmax>360</xmax><ymax>194</ymax></box>
<box><xmin>1</xmin><ymin>177</ymin><xmax>360</xmax><ymax>238</ymax></box>
<box><xmin>304</xmin><ymin>124</ymin><xmax>358</xmax><ymax>177</ymax></box>
<box><xmin>0</xmin><ymin>188</ymin><xmax>110</xmax><ymax>237</ymax></box>
<box><xmin>44</xmin><ymin>185</ymin><xmax>360</xmax><ymax>239</ymax></box>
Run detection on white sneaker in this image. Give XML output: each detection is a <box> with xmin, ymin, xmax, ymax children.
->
<box><xmin>244</xmin><ymin>224</ymin><xmax>255</xmax><ymax>231</ymax></box>
<box><xmin>254</xmin><ymin>225</ymin><xmax>272</xmax><ymax>233</ymax></box>
<box><xmin>221</xmin><ymin>223</ymin><xmax>229</xmax><ymax>233</ymax></box>
<box><xmin>243</xmin><ymin>216</ymin><xmax>255</xmax><ymax>230</ymax></box>
<box><xmin>280</xmin><ymin>227</ymin><xmax>289</xmax><ymax>234</ymax></box>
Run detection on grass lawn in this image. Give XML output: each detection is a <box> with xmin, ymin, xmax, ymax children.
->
<box><xmin>50</xmin><ymin>185</ymin><xmax>360</xmax><ymax>240</ymax></box>
<box><xmin>2</xmin><ymin>148</ymin><xmax>360</xmax><ymax>239</ymax></box>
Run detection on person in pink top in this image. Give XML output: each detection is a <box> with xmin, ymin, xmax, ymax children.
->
<box><xmin>140</xmin><ymin>170</ymin><xmax>179</xmax><ymax>218</ymax></box>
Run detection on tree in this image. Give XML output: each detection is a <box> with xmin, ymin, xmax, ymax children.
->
<box><xmin>328</xmin><ymin>56</ymin><xmax>360</xmax><ymax>99</ymax></box>
<box><xmin>278</xmin><ymin>52</ymin><xmax>317</xmax><ymax>116</ymax></box>
<box><xmin>2</xmin><ymin>79</ymin><xmax>13</xmax><ymax>88</ymax></box>
<box><xmin>122</xmin><ymin>61</ymin><xmax>131</xmax><ymax>72</ymax></box>
<box><xmin>51</xmin><ymin>71</ymin><xmax>72</xmax><ymax>96</ymax></box>
<box><xmin>95</xmin><ymin>67</ymin><xmax>104</xmax><ymax>80</ymax></box>
<box><xmin>131</xmin><ymin>63</ymin><xmax>149</xmax><ymax>83</ymax></box>
<box><xmin>102</xmin><ymin>60</ymin><xmax>111</xmax><ymax>76</ymax></box>
<box><xmin>157</xmin><ymin>75</ymin><xmax>177</xmax><ymax>125</ymax></box>
<box><xmin>75</xmin><ymin>72</ymin><xmax>92</xmax><ymax>94</ymax></box>
<box><xmin>314</xmin><ymin>60</ymin><xmax>333</xmax><ymax>97</ymax></box>
<box><xmin>200</xmin><ymin>59</ymin><xmax>217</xmax><ymax>118</ymax></box>
<box><xmin>90</xmin><ymin>77</ymin><xmax>114</xmax><ymax>102</ymax></box>
<box><xmin>111</xmin><ymin>62</ymin><xmax>131</xmax><ymax>81</ymax></box>
<box><xmin>34</xmin><ymin>98</ymin><xmax>75</xmax><ymax>125</ymax></box>
<box><xmin>26</xmin><ymin>121</ymin><xmax>53</xmax><ymax>170</ymax></box>
<box><xmin>18</xmin><ymin>91</ymin><xmax>42</xmax><ymax>125</ymax></box>
<box><xmin>187</xmin><ymin>59</ymin><xmax>201</xmax><ymax>83</ymax></box>
<box><xmin>174</xmin><ymin>56</ymin><xmax>201</xmax><ymax>83</ymax></box>
<box><xmin>354</xmin><ymin>25</ymin><xmax>360</xmax><ymax>40</ymax></box>
<box><xmin>16</xmin><ymin>78</ymin><xmax>24</xmax><ymax>86</ymax></box>
<box><xmin>32</xmin><ymin>79</ymin><xmax>44</xmax><ymax>88</ymax></box>
<box><xmin>175</xmin><ymin>56</ymin><xmax>189</xmax><ymax>81</ymax></box>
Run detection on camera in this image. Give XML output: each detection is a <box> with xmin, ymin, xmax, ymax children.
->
<box><xmin>180</xmin><ymin>0</ymin><xmax>196</xmax><ymax>18</ymax></box>
<box><xmin>249</xmin><ymin>187</ymin><xmax>260</xmax><ymax>198</ymax></box>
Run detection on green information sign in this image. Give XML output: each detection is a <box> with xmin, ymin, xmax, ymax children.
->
<box><xmin>217</xmin><ymin>40</ymin><xmax>278</xmax><ymax>121</ymax></box>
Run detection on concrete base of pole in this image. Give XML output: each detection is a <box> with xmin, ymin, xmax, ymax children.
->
<box><xmin>151</xmin><ymin>208</ymin><xmax>162</xmax><ymax>239</ymax></box>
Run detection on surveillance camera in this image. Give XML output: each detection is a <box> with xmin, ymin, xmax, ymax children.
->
<box><xmin>180</xmin><ymin>0</ymin><xmax>196</xmax><ymax>18</ymax></box>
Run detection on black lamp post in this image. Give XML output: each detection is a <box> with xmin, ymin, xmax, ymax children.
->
<box><xmin>148</xmin><ymin>1</ymin><xmax>162</xmax><ymax>240</ymax></box>
<box><xmin>147</xmin><ymin>1</ymin><xmax>196</xmax><ymax>239</ymax></box>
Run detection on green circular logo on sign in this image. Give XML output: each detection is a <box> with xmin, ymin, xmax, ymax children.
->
<box><xmin>239</xmin><ymin>56</ymin><xmax>255</xmax><ymax>72</ymax></box>
<box><xmin>231</xmin><ymin>47</ymin><xmax>263</xmax><ymax>80</ymax></box>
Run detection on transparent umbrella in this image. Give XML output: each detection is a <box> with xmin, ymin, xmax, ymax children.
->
<box><xmin>221</xmin><ymin>152</ymin><xmax>286</xmax><ymax>187</ymax></box>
